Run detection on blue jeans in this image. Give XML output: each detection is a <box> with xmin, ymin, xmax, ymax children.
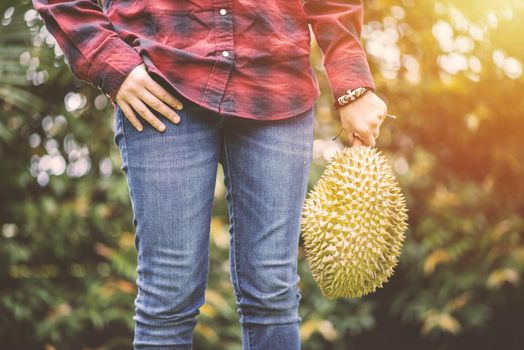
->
<box><xmin>113</xmin><ymin>91</ymin><xmax>314</xmax><ymax>349</ymax></box>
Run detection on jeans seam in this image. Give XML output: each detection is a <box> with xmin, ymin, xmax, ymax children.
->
<box><xmin>200</xmin><ymin>233</ymin><xmax>211</xmax><ymax>318</ymax></box>
<box><xmin>248</xmin><ymin>327</ymin><xmax>254</xmax><ymax>350</ymax></box>
<box><xmin>222</xmin><ymin>133</ymin><xmax>247</xmax><ymax>317</ymax></box>
<box><xmin>119</xmin><ymin>108</ymin><xmax>144</xmax><ymax>314</ymax></box>
<box><xmin>119</xmin><ymin>110</ymin><xmax>135</xmax><ymax>226</ymax></box>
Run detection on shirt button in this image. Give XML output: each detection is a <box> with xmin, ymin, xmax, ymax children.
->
<box><xmin>222</xmin><ymin>50</ymin><xmax>230</xmax><ymax>57</ymax></box>
<box><xmin>219</xmin><ymin>8</ymin><xmax>227</xmax><ymax>15</ymax></box>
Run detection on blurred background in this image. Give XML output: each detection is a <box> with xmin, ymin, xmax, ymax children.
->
<box><xmin>1</xmin><ymin>0</ymin><xmax>523</xmax><ymax>349</ymax></box>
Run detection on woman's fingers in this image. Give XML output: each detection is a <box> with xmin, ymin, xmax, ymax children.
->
<box><xmin>353</xmin><ymin>112</ymin><xmax>382</xmax><ymax>146</ymax></box>
<box><xmin>351</xmin><ymin>133</ymin><xmax>365</xmax><ymax>147</ymax></box>
<box><xmin>373</xmin><ymin>126</ymin><xmax>380</xmax><ymax>139</ymax></box>
<box><xmin>143</xmin><ymin>75</ymin><xmax>184</xmax><ymax>112</ymax></box>
<box><xmin>353</xmin><ymin>137</ymin><xmax>365</xmax><ymax>147</ymax></box>
<box><xmin>373</xmin><ymin>112</ymin><xmax>385</xmax><ymax>139</ymax></box>
<box><xmin>355</xmin><ymin>128</ymin><xmax>376</xmax><ymax>147</ymax></box>
<box><xmin>114</xmin><ymin>63</ymin><xmax>186</xmax><ymax>133</ymax></box>
<box><xmin>346</xmin><ymin>129</ymin><xmax>356</xmax><ymax>145</ymax></box>
<box><xmin>363</xmin><ymin>132</ymin><xmax>376</xmax><ymax>147</ymax></box>
<box><xmin>137</xmin><ymin>88</ymin><xmax>181</xmax><ymax>125</ymax></box>
<box><xmin>120</xmin><ymin>101</ymin><xmax>144</xmax><ymax>132</ymax></box>
<box><xmin>128</xmin><ymin>97</ymin><xmax>166</xmax><ymax>132</ymax></box>
<box><xmin>345</xmin><ymin>122</ymin><xmax>378</xmax><ymax>147</ymax></box>
<box><xmin>346</xmin><ymin>127</ymin><xmax>372</xmax><ymax>147</ymax></box>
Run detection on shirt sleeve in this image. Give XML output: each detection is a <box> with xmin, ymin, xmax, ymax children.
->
<box><xmin>302</xmin><ymin>0</ymin><xmax>376</xmax><ymax>108</ymax></box>
<box><xmin>32</xmin><ymin>0</ymin><xmax>144</xmax><ymax>101</ymax></box>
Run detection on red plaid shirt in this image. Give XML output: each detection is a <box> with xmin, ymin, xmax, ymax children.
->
<box><xmin>33</xmin><ymin>0</ymin><xmax>375</xmax><ymax>120</ymax></box>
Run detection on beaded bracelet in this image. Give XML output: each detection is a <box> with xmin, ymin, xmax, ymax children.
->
<box><xmin>336</xmin><ymin>87</ymin><xmax>369</xmax><ymax>106</ymax></box>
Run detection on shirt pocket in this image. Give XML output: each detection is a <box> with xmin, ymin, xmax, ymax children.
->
<box><xmin>152</xmin><ymin>9</ymin><xmax>216</xmax><ymax>58</ymax></box>
<box><xmin>108</xmin><ymin>5</ymin><xmax>159</xmax><ymax>43</ymax></box>
<box><xmin>234</xmin><ymin>1</ymin><xmax>312</xmax><ymax>63</ymax></box>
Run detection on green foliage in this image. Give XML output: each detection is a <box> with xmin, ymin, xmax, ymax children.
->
<box><xmin>1</xmin><ymin>0</ymin><xmax>523</xmax><ymax>349</ymax></box>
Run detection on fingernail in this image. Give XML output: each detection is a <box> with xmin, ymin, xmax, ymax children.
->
<box><xmin>159</xmin><ymin>124</ymin><xmax>166</xmax><ymax>131</ymax></box>
<box><xmin>174</xmin><ymin>116</ymin><xmax>181</xmax><ymax>124</ymax></box>
<box><xmin>176</xmin><ymin>104</ymin><xmax>183</xmax><ymax>110</ymax></box>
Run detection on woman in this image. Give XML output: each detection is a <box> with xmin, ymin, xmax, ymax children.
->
<box><xmin>33</xmin><ymin>0</ymin><xmax>388</xmax><ymax>348</ymax></box>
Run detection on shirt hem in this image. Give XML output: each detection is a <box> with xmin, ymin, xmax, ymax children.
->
<box><xmin>220</xmin><ymin>88</ymin><xmax>321</xmax><ymax>121</ymax></box>
<box><xmin>146</xmin><ymin>61</ymin><xmax>322</xmax><ymax>121</ymax></box>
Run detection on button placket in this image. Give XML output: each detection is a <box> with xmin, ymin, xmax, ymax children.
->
<box><xmin>201</xmin><ymin>1</ymin><xmax>235</xmax><ymax>114</ymax></box>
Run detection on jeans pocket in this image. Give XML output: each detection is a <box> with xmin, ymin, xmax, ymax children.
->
<box><xmin>113</xmin><ymin>104</ymin><xmax>124</xmax><ymax>147</ymax></box>
<box><xmin>113</xmin><ymin>104</ymin><xmax>129</xmax><ymax>173</ymax></box>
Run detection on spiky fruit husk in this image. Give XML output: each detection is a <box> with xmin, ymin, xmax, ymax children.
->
<box><xmin>300</xmin><ymin>145</ymin><xmax>408</xmax><ymax>299</ymax></box>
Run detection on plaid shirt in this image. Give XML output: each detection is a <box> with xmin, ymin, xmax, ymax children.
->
<box><xmin>33</xmin><ymin>0</ymin><xmax>376</xmax><ymax>120</ymax></box>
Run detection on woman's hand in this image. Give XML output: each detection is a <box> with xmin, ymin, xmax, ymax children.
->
<box><xmin>338</xmin><ymin>90</ymin><xmax>388</xmax><ymax>147</ymax></box>
<box><xmin>115</xmin><ymin>63</ymin><xmax>184</xmax><ymax>132</ymax></box>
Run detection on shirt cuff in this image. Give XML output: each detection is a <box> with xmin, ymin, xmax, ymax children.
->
<box><xmin>324</xmin><ymin>54</ymin><xmax>376</xmax><ymax>110</ymax></box>
<box><xmin>87</xmin><ymin>37</ymin><xmax>144</xmax><ymax>101</ymax></box>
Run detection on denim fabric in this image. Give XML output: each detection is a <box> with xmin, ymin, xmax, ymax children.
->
<box><xmin>112</xmin><ymin>91</ymin><xmax>314</xmax><ymax>349</ymax></box>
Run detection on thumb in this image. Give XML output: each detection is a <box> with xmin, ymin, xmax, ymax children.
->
<box><xmin>352</xmin><ymin>131</ymin><xmax>375</xmax><ymax>147</ymax></box>
<box><xmin>352</xmin><ymin>136</ymin><xmax>364</xmax><ymax>147</ymax></box>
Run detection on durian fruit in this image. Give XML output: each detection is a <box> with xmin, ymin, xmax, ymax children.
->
<box><xmin>300</xmin><ymin>145</ymin><xmax>408</xmax><ymax>299</ymax></box>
